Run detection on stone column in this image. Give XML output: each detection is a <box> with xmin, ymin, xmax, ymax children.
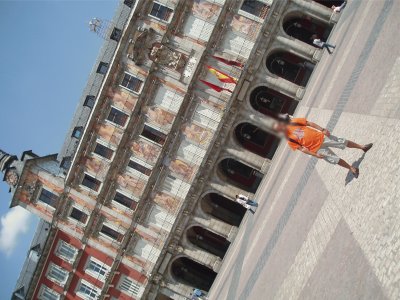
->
<box><xmin>222</xmin><ymin>146</ymin><xmax>266</xmax><ymax>171</ymax></box>
<box><xmin>291</xmin><ymin>0</ymin><xmax>336</xmax><ymax>24</ymax></box>
<box><xmin>264</xmin><ymin>75</ymin><xmax>305</xmax><ymax>100</ymax></box>
<box><xmin>209</xmin><ymin>180</ymin><xmax>254</xmax><ymax>200</ymax></box>
<box><xmin>276</xmin><ymin>35</ymin><xmax>321</xmax><ymax>63</ymax></box>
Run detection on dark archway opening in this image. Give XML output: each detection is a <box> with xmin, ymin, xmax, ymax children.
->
<box><xmin>266</xmin><ymin>52</ymin><xmax>315</xmax><ymax>87</ymax></box>
<box><xmin>155</xmin><ymin>294</ymin><xmax>173</xmax><ymax>300</ymax></box>
<box><xmin>283</xmin><ymin>16</ymin><xmax>332</xmax><ymax>43</ymax></box>
<box><xmin>219</xmin><ymin>158</ymin><xmax>263</xmax><ymax>193</ymax></box>
<box><xmin>235</xmin><ymin>123</ymin><xmax>280</xmax><ymax>159</ymax></box>
<box><xmin>315</xmin><ymin>0</ymin><xmax>344</xmax><ymax>8</ymax></box>
<box><xmin>171</xmin><ymin>257</ymin><xmax>217</xmax><ymax>291</ymax></box>
<box><xmin>250</xmin><ymin>86</ymin><xmax>297</xmax><ymax>117</ymax></box>
<box><xmin>187</xmin><ymin>226</ymin><xmax>230</xmax><ymax>258</ymax></box>
<box><xmin>201</xmin><ymin>193</ymin><xmax>246</xmax><ymax>227</ymax></box>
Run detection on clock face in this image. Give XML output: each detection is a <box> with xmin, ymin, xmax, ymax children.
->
<box><xmin>5</xmin><ymin>169</ymin><xmax>19</xmax><ymax>187</ymax></box>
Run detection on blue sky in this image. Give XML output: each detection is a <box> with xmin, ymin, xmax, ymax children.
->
<box><xmin>0</xmin><ymin>0</ymin><xmax>117</xmax><ymax>296</ymax></box>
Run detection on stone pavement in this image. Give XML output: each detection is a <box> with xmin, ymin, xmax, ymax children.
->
<box><xmin>208</xmin><ymin>1</ymin><xmax>400</xmax><ymax>299</ymax></box>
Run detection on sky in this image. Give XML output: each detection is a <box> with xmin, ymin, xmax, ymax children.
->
<box><xmin>0</xmin><ymin>0</ymin><xmax>118</xmax><ymax>296</ymax></box>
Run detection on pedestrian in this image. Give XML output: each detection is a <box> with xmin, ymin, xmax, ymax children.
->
<box><xmin>332</xmin><ymin>1</ymin><xmax>347</xmax><ymax>13</ymax></box>
<box><xmin>235</xmin><ymin>194</ymin><xmax>258</xmax><ymax>214</ymax></box>
<box><xmin>272</xmin><ymin>117</ymin><xmax>373</xmax><ymax>178</ymax></box>
<box><xmin>311</xmin><ymin>34</ymin><xmax>336</xmax><ymax>54</ymax></box>
<box><xmin>191</xmin><ymin>288</ymin><xmax>207</xmax><ymax>300</ymax></box>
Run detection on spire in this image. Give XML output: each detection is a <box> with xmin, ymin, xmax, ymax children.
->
<box><xmin>0</xmin><ymin>149</ymin><xmax>19</xmax><ymax>187</ymax></box>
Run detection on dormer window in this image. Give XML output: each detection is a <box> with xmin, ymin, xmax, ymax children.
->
<box><xmin>97</xmin><ymin>62</ymin><xmax>109</xmax><ymax>74</ymax></box>
<box><xmin>83</xmin><ymin>95</ymin><xmax>96</xmax><ymax>108</ymax></box>
<box><xmin>110</xmin><ymin>27</ymin><xmax>122</xmax><ymax>41</ymax></box>
<box><xmin>72</xmin><ymin>127</ymin><xmax>83</xmax><ymax>139</ymax></box>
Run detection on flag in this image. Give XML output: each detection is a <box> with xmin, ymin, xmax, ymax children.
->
<box><xmin>200</xmin><ymin>79</ymin><xmax>233</xmax><ymax>93</ymax></box>
<box><xmin>212</xmin><ymin>55</ymin><xmax>244</xmax><ymax>68</ymax></box>
<box><xmin>206</xmin><ymin>65</ymin><xmax>237</xmax><ymax>84</ymax></box>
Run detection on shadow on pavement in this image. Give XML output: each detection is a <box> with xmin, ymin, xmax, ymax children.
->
<box><xmin>345</xmin><ymin>152</ymin><xmax>366</xmax><ymax>185</ymax></box>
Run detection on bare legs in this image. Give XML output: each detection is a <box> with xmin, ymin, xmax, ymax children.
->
<box><xmin>337</xmin><ymin>141</ymin><xmax>373</xmax><ymax>177</ymax></box>
<box><xmin>338</xmin><ymin>159</ymin><xmax>359</xmax><ymax>177</ymax></box>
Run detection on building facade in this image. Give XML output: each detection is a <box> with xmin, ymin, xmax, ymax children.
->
<box><xmin>4</xmin><ymin>0</ymin><xmax>340</xmax><ymax>299</ymax></box>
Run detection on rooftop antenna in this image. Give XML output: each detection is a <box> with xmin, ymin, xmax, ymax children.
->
<box><xmin>89</xmin><ymin>18</ymin><xmax>114</xmax><ymax>40</ymax></box>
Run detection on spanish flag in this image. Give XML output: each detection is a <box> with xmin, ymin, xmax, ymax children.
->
<box><xmin>206</xmin><ymin>65</ymin><xmax>237</xmax><ymax>84</ymax></box>
<box><xmin>200</xmin><ymin>79</ymin><xmax>233</xmax><ymax>93</ymax></box>
<box><xmin>212</xmin><ymin>55</ymin><xmax>244</xmax><ymax>68</ymax></box>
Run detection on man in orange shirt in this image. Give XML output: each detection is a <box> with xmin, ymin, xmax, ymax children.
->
<box><xmin>273</xmin><ymin>118</ymin><xmax>373</xmax><ymax>177</ymax></box>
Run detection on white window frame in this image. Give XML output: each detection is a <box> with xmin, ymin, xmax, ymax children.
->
<box><xmin>85</xmin><ymin>256</ymin><xmax>111</xmax><ymax>282</ymax></box>
<box><xmin>148</xmin><ymin>1</ymin><xmax>174</xmax><ymax>23</ymax></box>
<box><xmin>105</xmin><ymin>105</ymin><xmax>130</xmax><ymax>129</ymax></box>
<box><xmin>119</xmin><ymin>71</ymin><xmax>144</xmax><ymax>94</ymax></box>
<box><xmin>80</xmin><ymin>172</ymin><xmax>103</xmax><ymax>194</ymax></box>
<box><xmin>37</xmin><ymin>188</ymin><xmax>59</xmax><ymax>210</ymax></box>
<box><xmin>118</xmin><ymin>275</ymin><xmax>144</xmax><ymax>297</ymax></box>
<box><xmin>111</xmin><ymin>189</ymin><xmax>139</xmax><ymax>212</ymax></box>
<box><xmin>39</xmin><ymin>285</ymin><xmax>61</xmax><ymax>300</ymax></box>
<box><xmin>68</xmin><ymin>205</ymin><xmax>90</xmax><ymax>226</ymax></box>
<box><xmin>46</xmin><ymin>262</ymin><xmax>69</xmax><ymax>286</ymax></box>
<box><xmin>92</xmin><ymin>139</ymin><xmax>116</xmax><ymax>162</ymax></box>
<box><xmin>55</xmin><ymin>240</ymin><xmax>78</xmax><ymax>263</ymax></box>
<box><xmin>76</xmin><ymin>279</ymin><xmax>101</xmax><ymax>300</ymax></box>
<box><xmin>238</xmin><ymin>0</ymin><xmax>270</xmax><ymax>23</ymax></box>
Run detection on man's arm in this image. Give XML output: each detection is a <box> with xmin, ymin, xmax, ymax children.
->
<box><xmin>306</xmin><ymin>121</ymin><xmax>330</xmax><ymax>136</ymax></box>
<box><xmin>298</xmin><ymin>146</ymin><xmax>324</xmax><ymax>158</ymax></box>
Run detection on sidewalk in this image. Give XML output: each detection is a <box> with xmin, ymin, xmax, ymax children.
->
<box><xmin>208</xmin><ymin>1</ymin><xmax>400</xmax><ymax>299</ymax></box>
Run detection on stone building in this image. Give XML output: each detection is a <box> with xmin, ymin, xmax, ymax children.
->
<box><xmin>4</xmin><ymin>0</ymin><xmax>340</xmax><ymax>299</ymax></box>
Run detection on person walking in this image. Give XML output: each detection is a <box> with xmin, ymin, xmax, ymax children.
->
<box><xmin>272</xmin><ymin>117</ymin><xmax>373</xmax><ymax>177</ymax></box>
<box><xmin>311</xmin><ymin>35</ymin><xmax>336</xmax><ymax>54</ymax></box>
<box><xmin>235</xmin><ymin>194</ymin><xmax>258</xmax><ymax>214</ymax></box>
<box><xmin>332</xmin><ymin>1</ymin><xmax>347</xmax><ymax>13</ymax></box>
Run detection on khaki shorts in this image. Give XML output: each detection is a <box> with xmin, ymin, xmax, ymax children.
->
<box><xmin>316</xmin><ymin>135</ymin><xmax>348</xmax><ymax>164</ymax></box>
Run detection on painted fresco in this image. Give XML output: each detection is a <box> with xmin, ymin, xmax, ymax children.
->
<box><xmin>182</xmin><ymin>122</ymin><xmax>213</xmax><ymax>146</ymax></box>
<box><xmin>107</xmin><ymin>87</ymin><xmax>137</xmax><ymax>112</ymax></box>
<box><xmin>144</xmin><ymin>106</ymin><xmax>175</xmax><ymax>129</ymax></box>
<box><xmin>153</xmin><ymin>191</ymin><xmax>180</xmax><ymax>212</ymax></box>
<box><xmin>84</xmin><ymin>156</ymin><xmax>109</xmax><ymax>180</ymax></box>
<box><xmin>97</xmin><ymin>122</ymin><xmax>124</xmax><ymax>146</ymax></box>
<box><xmin>192</xmin><ymin>0</ymin><xmax>221</xmax><ymax>22</ymax></box>
<box><xmin>117</xmin><ymin>173</ymin><xmax>146</xmax><ymax>197</ymax></box>
<box><xmin>197</xmin><ymin>95</ymin><xmax>225</xmax><ymax>111</ymax></box>
<box><xmin>169</xmin><ymin>159</ymin><xmax>197</xmax><ymax>182</ymax></box>
<box><xmin>131</xmin><ymin>138</ymin><xmax>161</xmax><ymax>165</ymax></box>
<box><xmin>231</xmin><ymin>15</ymin><xmax>262</xmax><ymax>40</ymax></box>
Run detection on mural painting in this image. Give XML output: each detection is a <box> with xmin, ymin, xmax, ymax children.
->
<box><xmin>169</xmin><ymin>159</ymin><xmax>197</xmax><ymax>182</ymax></box>
<box><xmin>192</xmin><ymin>0</ymin><xmax>221</xmax><ymax>22</ymax></box>
<box><xmin>144</xmin><ymin>106</ymin><xmax>175</xmax><ymax>129</ymax></box>
<box><xmin>85</xmin><ymin>156</ymin><xmax>109</xmax><ymax>181</ymax></box>
<box><xmin>231</xmin><ymin>15</ymin><xmax>262</xmax><ymax>40</ymax></box>
<box><xmin>153</xmin><ymin>191</ymin><xmax>181</xmax><ymax>212</ymax></box>
<box><xmin>117</xmin><ymin>173</ymin><xmax>146</xmax><ymax>197</ymax></box>
<box><xmin>107</xmin><ymin>87</ymin><xmax>138</xmax><ymax>112</ymax></box>
<box><xmin>97</xmin><ymin>122</ymin><xmax>124</xmax><ymax>146</ymax></box>
<box><xmin>182</xmin><ymin>122</ymin><xmax>213</xmax><ymax>146</ymax></box>
<box><xmin>131</xmin><ymin>138</ymin><xmax>162</xmax><ymax>165</ymax></box>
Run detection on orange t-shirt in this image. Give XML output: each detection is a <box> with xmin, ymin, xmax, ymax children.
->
<box><xmin>286</xmin><ymin>118</ymin><xmax>324</xmax><ymax>152</ymax></box>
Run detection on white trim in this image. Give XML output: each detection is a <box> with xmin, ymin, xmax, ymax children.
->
<box><xmin>80</xmin><ymin>172</ymin><xmax>103</xmax><ymax>194</ymax></box>
<box><xmin>119</xmin><ymin>71</ymin><xmax>144</xmax><ymax>94</ymax></box>
<box><xmin>91</xmin><ymin>139</ymin><xmax>116</xmax><ymax>162</ymax></box>
<box><xmin>84</xmin><ymin>256</ymin><xmax>111</xmax><ymax>282</ymax></box>
<box><xmin>39</xmin><ymin>285</ymin><xmax>61</xmax><ymax>300</ymax></box>
<box><xmin>105</xmin><ymin>105</ymin><xmax>130</xmax><ymax>129</ymax></box>
<box><xmin>36</xmin><ymin>187</ymin><xmax>58</xmax><ymax>210</ymax></box>
<box><xmin>148</xmin><ymin>1</ymin><xmax>174</xmax><ymax>23</ymax></box>
<box><xmin>46</xmin><ymin>262</ymin><xmax>69</xmax><ymax>286</ymax></box>
<box><xmin>118</xmin><ymin>275</ymin><xmax>144</xmax><ymax>298</ymax></box>
<box><xmin>99</xmin><ymin>221</ymin><xmax>126</xmax><ymax>242</ymax></box>
<box><xmin>68</xmin><ymin>205</ymin><xmax>90</xmax><ymax>226</ymax></box>
<box><xmin>55</xmin><ymin>240</ymin><xmax>78</xmax><ymax>263</ymax></box>
<box><xmin>76</xmin><ymin>279</ymin><xmax>101</xmax><ymax>300</ymax></box>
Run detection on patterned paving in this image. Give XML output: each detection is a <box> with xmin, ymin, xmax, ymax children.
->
<box><xmin>208</xmin><ymin>1</ymin><xmax>400</xmax><ymax>299</ymax></box>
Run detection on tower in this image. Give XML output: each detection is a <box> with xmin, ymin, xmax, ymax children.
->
<box><xmin>0</xmin><ymin>149</ymin><xmax>19</xmax><ymax>188</ymax></box>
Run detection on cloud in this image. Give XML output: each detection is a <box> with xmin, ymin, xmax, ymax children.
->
<box><xmin>0</xmin><ymin>207</ymin><xmax>32</xmax><ymax>256</ymax></box>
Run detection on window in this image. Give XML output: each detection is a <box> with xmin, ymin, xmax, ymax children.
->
<box><xmin>240</xmin><ymin>0</ymin><xmax>269</xmax><ymax>19</ymax></box>
<box><xmin>81</xmin><ymin>174</ymin><xmax>101</xmax><ymax>192</ymax></box>
<box><xmin>93</xmin><ymin>143</ymin><xmax>114</xmax><ymax>160</ymax></box>
<box><xmin>40</xmin><ymin>286</ymin><xmax>60</xmax><ymax>300</ymax></box>
<box><xmin>77</xmin><ymin>280</ymin><xmax>101</xmax><ymax>300</ymax></box>
<box><xmin>47</xmin><ymin>263</ymin><xmax>68</xmax><ymax>285</ymax></box>
<box><xmin>69</xmin><ymin>207</ymin><xmax>89</xmax><ymax>224</ymax></box>
<box><xmin>149</xmin><ymin>2</ymin><xmax>173</xmax><ymax>22</ymax></box>
<box><xmin>113</xmin><ymin>191</ymin><xmax>137</xmax><ymax>210</ymax></box>
<box><xmin>56</xmin><ymin>240</ymin><xmax>78</xmax><ymax>262</ymax></box>
<box><xmin>97</xmin><ymin>62</ymin><xmax>109</xmax><ymax>74</ymax></box>
<box><xmin>128</xmin><ymin>160</ymin><xmax>151</xmax><ymax>176</ymax></box>
<box><xmin>107</xmin><ymin>107</ymin><xmax>129</xmax><ymax>127</ymax></box>
<box><xmin>38</xmin><ymin>189</ymin><xmax>58</xmax><ymax>208</ymax></box>
<box><xmin>120</xmin><ymin>73</ymin><xmax>143</xmax><ymax>93</ymax></box>
<box><xmin>124</xmin><ymin>0</ymin><xmax>136</xmax><ymax>7</ymax></box>
<box><xmin>110</xmin><ymin>27</ymin><xmax>122</xmax><ymax>41</ymax></box>
<box><xmin>141</xmin><ymin>124</ymin><xmax>167</xmax><ymax>145</ymax></box>
<box><xmin>60</xmin><ymin>157</ymin><xmax>72</xmax><ymax>169</ymax></box>
<box><xmin>119</xmin><ymin>275</ymin><xmax>141</xmax><ymax>296</ymax></box>
<box><xmin>85</xmin><ymin>257</ymin><xmax>110</xmax><ymax>280</ymax></box>
<box><xmin>72</xmin><ymin>126</ymin><xmax>83</xmax><ymax>139</ymax></box>
<box><xmin>100</xmin><ymin>224</ymin><xmax>123</xmax><ymax>242</ymax></box>
<box><xmin>84</xmin><ymin>95</ymin><xmax>96</xmax><ymax>108</ymax></box>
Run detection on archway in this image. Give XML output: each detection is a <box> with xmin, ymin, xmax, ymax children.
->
<box><xmin>250</xmin><ymin>86</ymin><xmax>297</xmax><ymax>117</ymax></box>
<box><xmin>266</xmin><ymin>52</ymin><xmax>315</xmax><ymax>87</ymax></box>
<box><xmin>201</xmin><ymin>193</ymin><xmax>246</xmax><ymax>227</ymax></box>
<box><xmin>155</xmin><ymin>294</ymin><xmax>173</xmax><ymax>300</ymax></box>
<box><xmin>235</xmin><ymin>123</ymin><xmax>280</xmax><ymax>159</ymax></box>
<box><xmin>219</xmin><ymin>158</ymin><xmax>263</xmax><ymax>193</ymax></box>
<box><xmin>187</xmin><ymin>226</ymin><xmax>230</xmax><ymax>258</ymax></box>
<box><xmin>283</xmin><ymin>15</ymin><xmax>332</xmax><ymax>43</ymax></box>
<box><xmin>171</xmin><ymin>257</ymin><xmax>217</xmax><ymax>291</ymax></box>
